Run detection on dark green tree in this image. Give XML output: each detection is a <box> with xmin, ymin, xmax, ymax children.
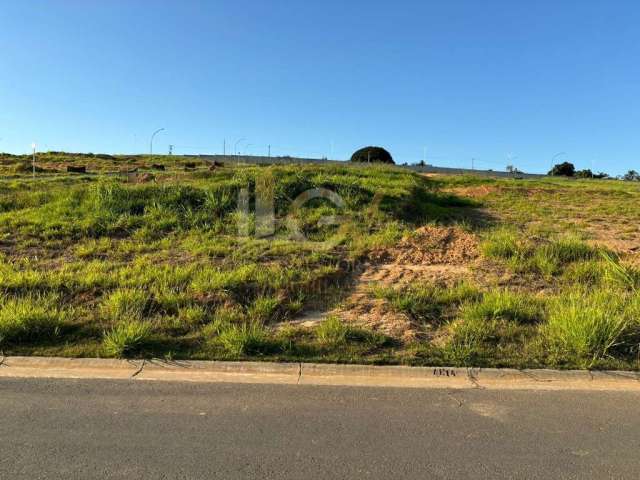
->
<box><xmin>548</xmin><ymin>162</ymin><xmax>575</xmax><ymax>177</ymax></box>
<box><xmin>350</xmin><ymin>146</ymin><xmax>394</xmax><ymax>164</ymax></box>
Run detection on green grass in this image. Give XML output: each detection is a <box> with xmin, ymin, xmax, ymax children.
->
<box><xmin>459</xmin><ymin>290</ymin><xmax>541</xmax><ymax>325</ymax></box>
<box><xmin>215</xmin><ymin>321</ymin><xmax>272</xmax><ymax>356</ymax></box>
<box><xmin>374</xmin><ymin>282</ymin><xmax>479</xmax><ymax>322</ymax></box>
<box><xmin>544</xmin><ymin>289</ymin><xmax>639</xmax><ymax>366</ymax></box>
<box><xmin>0</xmin><ymin>294</ymin><xmax>65</xmax><ymax>344</ymax></box>
<box><xmin>316</xmin><ymin>316</ymin><xmax>350</xmax><ymax>347</ymax></box>
<box><xmin>103</xmin><ymin>320</ymin><xmax>153</xmax><ymax>357</ymax></box>
<box><xmin>4</xmin><ymin>154</ymin><xmax>640</xmax><ymax>370</ymax></box>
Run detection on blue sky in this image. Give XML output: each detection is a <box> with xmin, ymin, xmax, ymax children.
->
<box><xmin>1</xmin><ymin>0</ymin><xmax>640</xmax><ymax>175</ymax></box>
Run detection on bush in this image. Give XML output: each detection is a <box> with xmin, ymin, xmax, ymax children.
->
<box><xmin>350</xmin><ymin>146</ymin><xmax>394</xmax><ymax>164</ymax></box>
<box><xmin>103</xmin><ymin>320</ymin><xmax>152</xmax><ymax>357</ymax></box>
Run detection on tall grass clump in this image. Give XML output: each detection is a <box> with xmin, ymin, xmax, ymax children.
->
<box><xmin>103</xmin><ymin>320</ymin><xmax>152</xmax><ymax>357</ymax></box>
<box><xmin>0</xmin><ymin>294</ymin><xmax>65</xmax><ymax>344</ymax></box>
<box><xmin>374</xmin><ymin>282</ymin><xmax>479</xmax><ymax>322</ymax></box>
<box><xmin>101</xmin><ymin>288</ymin><xmax>153</xmax><ymax>321</ymax></box>
<box><xmin>538</xmin><ymin>236</ymin><xmax>596</xmax><ymax>265</ymax></box>
<box><xmin>544</xmin><ymin>289</ymin><xmax>638</xmax><ymax>365</ymax></box>
<box><xmin>316</xmin><ymin>315</ymin><xmax>350</xmax><ymax>347</ymax></box>
<box><xmin>481</xmin><ymin>228</ymin><xmax>523</xmax><ymax>260</ymax></box>
<box><xmin>445</xmin><ymin>290</ymin><xmax>541</xmax><ymax>364</ymax></box>
<box><xmin>460</xmin><ymin>290</ymin><xmax>541</xmax><ymax>325</ymax></box>
<box><xmin>217</xmin><ymin>321</ymin><xmax>271</xmax><ymax>356</ymax></box>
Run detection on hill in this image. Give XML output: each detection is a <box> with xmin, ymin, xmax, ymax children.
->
<box><xmin>1</xmin><ymin>153</ymin><xmax>639</xmax><ymax>370</ymax></box>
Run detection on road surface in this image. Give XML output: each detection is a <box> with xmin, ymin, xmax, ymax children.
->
<box><xmin>1</xmin><ymin>378</ymin><xmax>639</xmax><ymax>479</ymax></box>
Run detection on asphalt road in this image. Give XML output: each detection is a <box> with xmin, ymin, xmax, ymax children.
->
<box><xmin>1</xmin><ymin>378</ymin><xmax>640</xmax><ymax>479</ymax></box>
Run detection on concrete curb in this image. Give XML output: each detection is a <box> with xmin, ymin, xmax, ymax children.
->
<box><xmin>1</xmin><ymin>356</ymin><xmax>640</xmax><ymax>390</ymax></box>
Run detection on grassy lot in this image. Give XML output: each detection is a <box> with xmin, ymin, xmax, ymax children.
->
<box><xmin>1</xmin><ymin>152</ymin><xmax>640</xmax><ymax>370</ymax></box>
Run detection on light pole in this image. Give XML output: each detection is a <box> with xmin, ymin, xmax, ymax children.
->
<box><xmin>234</xmin><ymin>138</ymin><xmax>245</xmax><ymax>165</ymax></box>
<box><xmin>31</xmin><ymin>142</ymin><xmax>36</xmax><ymax>178</ymax></box>
<box><xmin>150</xmin><ymin>128</ymin><xmax>165</xmax><ymax>157</ymax></box>
<box><xmin>551</xmin><ymin>152</ymin><xmax>566</xmax><ymax>173</ymax></box>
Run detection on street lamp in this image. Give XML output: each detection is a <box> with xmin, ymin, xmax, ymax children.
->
<box><xmin>150</xmin><ymin>128</ymin><xmax>165</xmax><ymax>157</ymax></box>
<box><xmin>234</xmin><ymin>138</ymin><xmax>245</xmax><ymax>165</ymax></box>
<box><xmin>551</xmin><ymin>152</ymin><xmax>566</xmax><ymax>172</ymax></box>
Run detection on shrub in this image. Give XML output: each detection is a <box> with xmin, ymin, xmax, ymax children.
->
<box><xmin>103</xmin><ymin>320</ymin><xmax>152</xmax><ymax>357</ymax></box>
<box><xmin>0</xmin><ymin>294</ymin><xmax>65</xmax><ymax>344</ymax></box>
<box><xmin>350</xmin><ymin>146</ymin><xmax>394</xmax><ymax>164</ymax></box>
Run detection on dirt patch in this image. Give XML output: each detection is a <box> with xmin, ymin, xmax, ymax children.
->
<box><xmin>370</xmin><ymin>225</ymin><xmax>479</xmax><ymax>265</ymax></box>
<box><xmin>338</xmin><ymin>294</ymin><xmax>417</xmax><ymax>341</ymax></box>
<box><xmin>449</xmin><ymin>185</ymin><xmax>501</xmax><ymax>199</ymax></box>
<box><xmin>331</xmin><ymin>226</ymin><xmax>480</xmax><ymax>341</ymax></box>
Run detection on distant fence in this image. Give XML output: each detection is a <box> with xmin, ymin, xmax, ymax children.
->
<box><xmin>189</xmin><ymin>154</ymin><xmax>546</xmax><ymax>179</ymax></box>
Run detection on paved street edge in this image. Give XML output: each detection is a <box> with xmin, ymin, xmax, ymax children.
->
<box><xmin>1</xmin><ymin>356</ymin><xmax>639</xmax><ymax>390</ymax></box>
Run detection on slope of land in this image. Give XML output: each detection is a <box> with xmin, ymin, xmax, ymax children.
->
<box><xmin>1</xmin><ymin>153</ymin><xmax>640</xmax><ymax>370</ymax></box>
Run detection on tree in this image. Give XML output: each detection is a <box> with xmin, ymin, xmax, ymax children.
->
<box><xmin>575</xmin><ymin>169</ymin><xmax>593</xmax><ymax>178</ymax></box>
<box><xmin>576</xmin><ymin>169</ymin><xmax>609</xmax><ymax>179</ymax></box>
<box><xmin>548</xmin><ymin>162</ymin><xmax>575</xmax><ymax>177</ymax></box>
<box><xmin>350</xmin><ymin>146</ymin><xmax>394</xmax><ymax>164</ymax></box>
<box><xmin>624</xmin><ymin>170</ymin><xmax>640</xmax><ymax>181</ymax></box>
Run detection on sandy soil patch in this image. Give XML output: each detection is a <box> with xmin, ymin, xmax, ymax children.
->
<box><xmin>333</xmin><ymin>226</ymin><xmax>480</xmax><ymax>341</ymax></box>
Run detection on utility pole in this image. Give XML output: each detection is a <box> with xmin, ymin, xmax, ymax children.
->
<box><xmin>268</xmin><ymin>144</ymin><xmax>271</xmax><ymax>158</ymax></box>
<box><xmin>31</xmin><ymin>142</ymin><xmax>36</xmax><ymax>179</ymax></box>
<box><xmin>168</xmin><ymin>145</ymin><xmax>174</xmax><ymax>155</ymax></box>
